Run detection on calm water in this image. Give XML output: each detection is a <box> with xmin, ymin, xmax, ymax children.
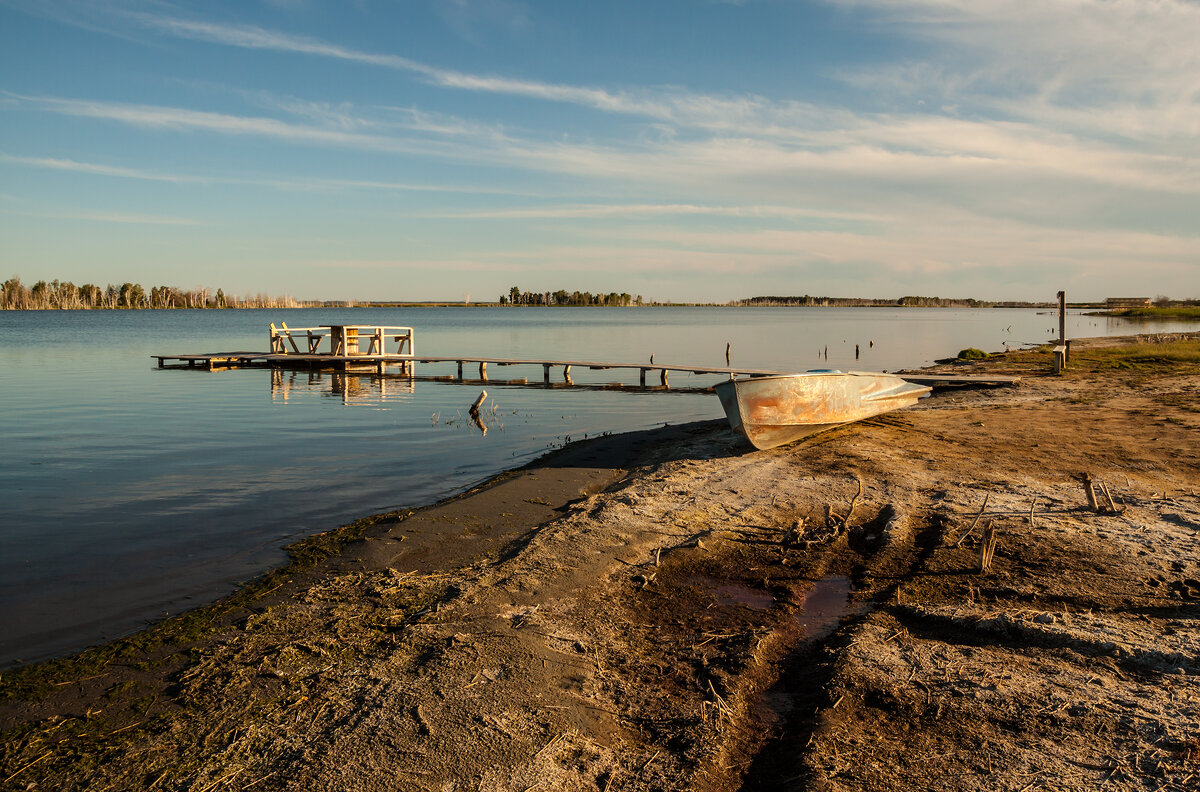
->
<box><xmin>0</xmin><ymin>306</ymin><xmax>1186</xmax><ymax>665</ymax></box>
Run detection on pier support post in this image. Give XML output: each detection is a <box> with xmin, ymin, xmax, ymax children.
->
<box><xmin>660</xmin><ymin>369</ymin><xmax>669</xmax><ymax>388</ymax></box>
<box><xmin>543</xmin><ymin>363</ymin><xmax>551</xmax><ymax>384</ymax></box>
<box><xmin>479</xmin><ymin>361</ymin><xmax>487</xmax><ymax>380</ymax></box>
<box><xmin>640</xmin><ymin>368</ymin><xmax>647</xmax><ymax>387</ymax></box>
<box><xmin>457</xmin><ymin>361</ymin><xmax>463</xmax><ymax>381</ymax></box>
<box><xmin>563</xmin><ymin>365</ymin><xmax>572</xmax><ymax>383</ymax></box>
<box><xmin>1057</xmin><ymin>290</ymin><xmax>1066</xmax><ymax>346</ymax></box>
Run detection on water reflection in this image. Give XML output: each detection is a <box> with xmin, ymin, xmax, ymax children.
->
<box><xmin>269</xmin><ymin>368</ymin><xmax>415</xmax><ymax>404</ymax></box>
<box><xmin>269</xmin><ymin>366</ymin><xmax>712</xmax><ymax>407</ymax></box>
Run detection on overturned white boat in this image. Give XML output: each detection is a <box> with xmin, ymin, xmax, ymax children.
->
<box><xmin>713</xmin><ymin>370</ymin><xmax>930</xmax><ymax>450</ymax></box>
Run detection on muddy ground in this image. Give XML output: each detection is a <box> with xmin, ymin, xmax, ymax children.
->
<box><xmin>2</xmin><ymin>334</ymin><xmax>1198</xmax><ymax>791</ymax></box>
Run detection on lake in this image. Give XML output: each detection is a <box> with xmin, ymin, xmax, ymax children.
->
<box><xmin>0</xmin><ymin>306</ymin><xmax>1187</xmax><ymax>665</ymax></box>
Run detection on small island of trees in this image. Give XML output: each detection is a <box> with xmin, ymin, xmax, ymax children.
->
<box><xmin>499</xmin><ymin>287</ymin><xmax>643</xmax><ymax>306</ymax></box>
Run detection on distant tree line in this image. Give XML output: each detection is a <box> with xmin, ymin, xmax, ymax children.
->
<box><xmin>738</xmin><ymin>295</ymin><xmax>993</xmax><ymax>307</ymax></box>
<box><xmin>1</xmin><ymin>276</ymin><xmax>302</xmax><ymax>310</ymax></box>
<box><xmin>499</xmin><ymin>286</ymin><xmax>643</xmax><ymax>306</ymax></box>
<box><xmin>1152</xmin><ymin>295</ymin><xmax>1200</xmax><ymax>307</ymax></box>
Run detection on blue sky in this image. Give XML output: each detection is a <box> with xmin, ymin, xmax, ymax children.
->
<box><xmin>1</xmin><ymin>0</ymin><xmax>1197</xmax><ymax>302</ymax></box>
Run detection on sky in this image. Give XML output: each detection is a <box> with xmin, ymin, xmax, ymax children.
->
<box><xmin>1</xmin><ymin>0</ymin><xmax>1197</xmax><ymax>303</ymax></box>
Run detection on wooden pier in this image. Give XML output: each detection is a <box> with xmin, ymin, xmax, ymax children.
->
<box><xmin>152</xmin><ymin>321</ymin><xmax>1021</xmax><ymax>388</ymax></box>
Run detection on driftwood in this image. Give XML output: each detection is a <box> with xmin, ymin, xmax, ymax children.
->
<box><xmin>469</xmin><ymin>390</ymin><xmax>487</xmax><ymax>415</ymax></box>
<box><xmin>1098</xmin><ymin>481</ymin><xmax>1123</xmax><ymax>513</ymax></box>
<box><xmin>782</xmin><ymin>518</ymin><xmax>806</xmax><ymax>550</ymax></box>
<box><xmin>1081</xmin><ymin>473</ymin><xmax>1123</xmax><ymax>514</ymax></box>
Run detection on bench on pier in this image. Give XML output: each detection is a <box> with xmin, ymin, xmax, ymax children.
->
<box><xmin>269</xmin><ymin>323</ymin><xmax>328</xmax><ymax>354</ymax></box>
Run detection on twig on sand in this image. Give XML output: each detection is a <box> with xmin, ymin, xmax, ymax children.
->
<box><xmin>241</xmin><ymin>770</ymin><xmax>279</xmax><ymax>790</ymax></box>
<box><xmin>955</xmin><ymin>493</ymin><xmax>991</xmax><ymax>547</ymax></box>
<box><xmin>197</xmin><ymin>768</ymin><xmax>242</xmax><ymax>792</ymax></box>
<box><xmin>534</xmin><ymin>733</ymin><xmax>566</xmax><ymax>759</ymax></box>
<box><xmin>4</xmin><ymin>750</ymin><xmax>53</xmax><ymax>783</ymax></box>
<box><xmin>53</xmin><ymin>672</ymin><xmax>108</xmax><ymax>687</ymax></box>
<box><xmin>844</xmin><ymin>477</ymin><xmax>864</xmax><ymax>526</ymax></box>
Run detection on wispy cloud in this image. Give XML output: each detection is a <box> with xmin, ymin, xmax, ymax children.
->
<box><xmin>14</xmin><ymin>89</ymin><xmax>1199</xmax><ymax>223</ymax></box>
<box><xmin>830</xmin><ymin>0</ymin><xmax>1200</xmax><ymax>139</ymax></box>
<box><xmin>0</xmin><ymin>150</ymin><xmax>535</xmax><ymax>195</ymax></box>
<box><xmin>422</xmin><ymin>203</ymin><xmax>881</xmax><ymax>221</ymax></box>
<box><xmin>131</xmin><ymin>4</ymin><xmax>1200</xmax><ymax>149</ymax></box>
<box><xmin>0</xmin><ymin>153</ymin><xmax>188</xmax><ymax>183</ymax></box>
<box><xmin>8</xmin><ymin>93</ymin><xmax>494</xmax><ymax>162</ymax></box>
<box><xmin>112</xmin><ymin>9</ymin><xmax>1200</xmax><ymax>200</ymax></box>
<box><xmin>2</xmin><ymin>207</ymin><xmax>203</xmax><ymax>225</ymax></box>
<box><xmin>130</xmin><ymin>13</ymin><xmax>792</xmax><ymax>128</ymax></box>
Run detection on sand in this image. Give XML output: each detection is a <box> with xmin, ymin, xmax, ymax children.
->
<box><xmin>2</xmin><ymin>333</ymin><xmax>1198</xmax><ymax>791</ymax></box>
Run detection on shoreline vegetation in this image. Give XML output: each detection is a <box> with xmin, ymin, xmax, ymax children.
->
<box><xmin>0</xmin><ymin>276</ymin><xmax>301</xmax><ymax>310</ymax></box>
<box><xmin>2</xmin><ymin>332</ymin><xmax>1198</xmax><ymax>790</ymax></box>
<box><xmin>1107</xmin><ymin>306</ymin><xmax>1200</xmax><ymax>320</ymax></box>
<box><xmin>6</xmin><ymin>276</ymin><xmax>1197</xmax><ymax>313</ymax></box>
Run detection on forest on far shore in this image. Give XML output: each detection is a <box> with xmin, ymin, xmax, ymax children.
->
<box><xmin>1</xmin><ymin>277</ymin><xmax>300</xmax><ymax>310</ymax></box>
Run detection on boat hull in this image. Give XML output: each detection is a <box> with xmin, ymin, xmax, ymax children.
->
<box><xmin>713</xmin><ymin>371</ymin><xmax>930</xmax><ymax>450</ymax></box>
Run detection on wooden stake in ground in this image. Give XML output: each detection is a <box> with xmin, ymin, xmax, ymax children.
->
<box><xmin>1082</xmin><ymin>473</ymin><xmax>1100</xmax><ymax>512</ymax></box>
<box><xmin>978</xmin><ymin>522</ymin><xmax>998</xmax><ymax>573</ymax></box>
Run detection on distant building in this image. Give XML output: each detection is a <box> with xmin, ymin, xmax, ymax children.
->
<box><xmin>1106</xmin><ymin>297</ymin><xmax>1152</xmax><ymax>309</ymax></box>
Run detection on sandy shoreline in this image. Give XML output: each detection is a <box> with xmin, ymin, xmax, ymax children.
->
<box><xmin>2</xmin><ymin>333</ymin><xmax>1198</xmax><ymax>791</ymax></box>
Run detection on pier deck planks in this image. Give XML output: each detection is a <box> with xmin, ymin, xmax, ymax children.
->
<box><xmin>152</xmin><ymin>352</ymin><xmax>1021</xmax><ymax>388</ymax></box>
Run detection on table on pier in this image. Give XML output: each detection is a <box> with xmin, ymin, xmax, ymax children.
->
<box><xmin>320</xmin><ymin>325</ymin><xmax>414</xmax><ymax>357</ymax></box>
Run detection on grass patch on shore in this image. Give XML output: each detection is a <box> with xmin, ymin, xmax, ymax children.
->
<box><xmin>1080</xmin><ymin>340</ymin><xmax>1200</xmax><ymax>369</ymax></box>
<box><xmin>956</xmin><ymin>347</ymin><xmax>989</xmax><ymax>360</ymax></box>
<box><xmin>1109</xmin><ymin>306</ymin><xmax>1200</xmax><ymax>320</ymax></box>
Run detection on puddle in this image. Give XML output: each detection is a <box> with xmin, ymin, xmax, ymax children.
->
<box><xmin>682</xmin><ymin>575</ymin><xmax>776</xmax><ymax>610</ymax></box>
<box><xmin>752</xmin><ymin>574</ymin><xmax>858</xmax><ymax>728</ymax></box>
<box><xmin>714</xmin><ymin>584</ymin><xmax>776</xmax><ymax>610</ymax></box>
<box><xmin>753</xmin><ymin>689</ymin><xmax>796</xmax><ymax>727</ymax></box>
<box><xmin>795</xmin><ymin>574</ymin><xmax>853</xmax><ymax>641</ymax></box>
